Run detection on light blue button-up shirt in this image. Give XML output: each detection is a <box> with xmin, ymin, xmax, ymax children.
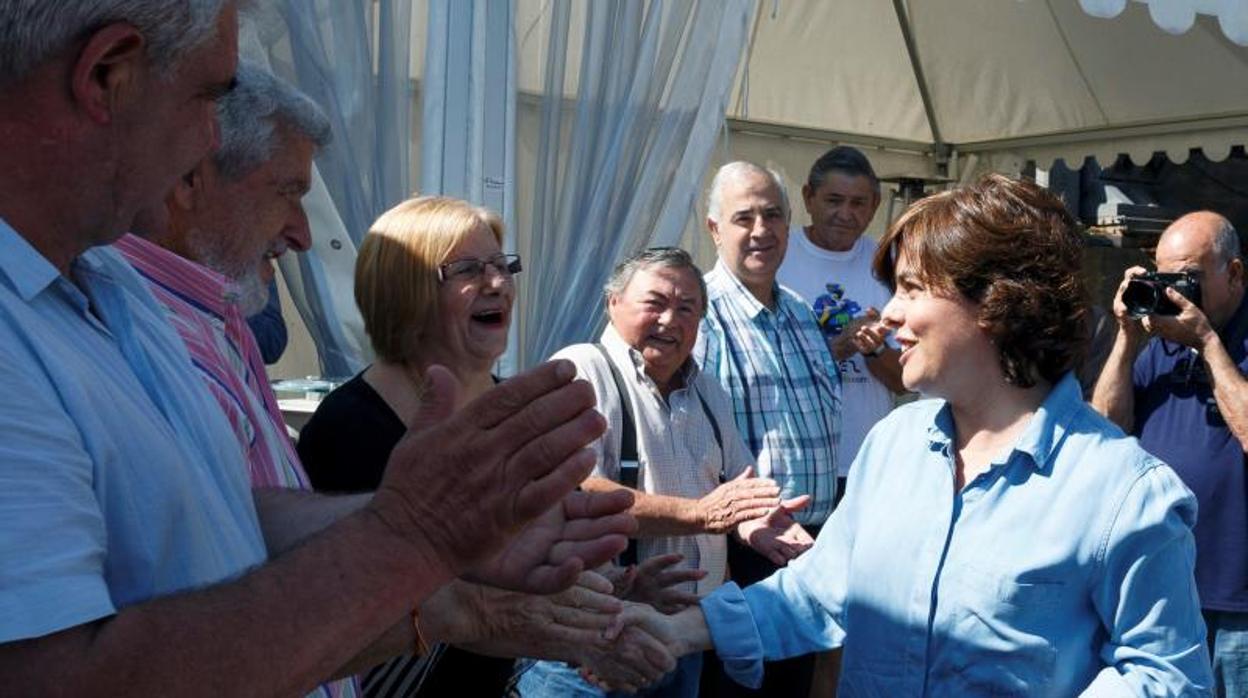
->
<box><xmin>0</xmin><ymin>220</ymin><xmax>267</xmax><ymax>643</ymax></box>
<box><xmin>702</xmin><ymin>373</ymin><xmax>1212</xmax><ymax>696</ymax></box>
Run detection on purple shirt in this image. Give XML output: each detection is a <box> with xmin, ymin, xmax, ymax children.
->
<box><xmin>1133</xmin><ymin>295</ymin><xmax>1248</xmax><ymax>612</ymax></box>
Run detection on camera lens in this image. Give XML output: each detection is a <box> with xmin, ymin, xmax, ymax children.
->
<box><xmin>1122</xmin><ymin>279</ymin><xmax>1159</xmax><ymax>317</ymax></box>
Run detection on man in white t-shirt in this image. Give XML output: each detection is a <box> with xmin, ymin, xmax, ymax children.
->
<box><xmin>778</xmin><ymin>146</ymin><xmax>904</xmax><ymax>499</ymax></box>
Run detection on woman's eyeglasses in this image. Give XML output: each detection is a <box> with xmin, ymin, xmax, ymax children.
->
<box><xmin>437</xmin><ymin>254</ymin><xmax>523</xmax><ymax>283</ymax></box>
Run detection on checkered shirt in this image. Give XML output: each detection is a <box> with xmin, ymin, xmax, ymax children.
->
<box><xmin>694</xmin><ymin>261</ymin><xmax>842</xmax><ymax>526</ymax></box>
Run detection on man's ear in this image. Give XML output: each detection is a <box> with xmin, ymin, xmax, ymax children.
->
<box><xmin>707</xmin><ymin>218</ymin><xmax>721</xmax><ymax>246</ymax></box>
<box><xmin>1229</xmin><ymin>257</ymin><xmax>1245</xmax><ymax>289</ymax></box>
<box><xmin>170</xmin><ymin>168</ymin><xmax>203</xmax><ymax>213</ymax></box>
<box><xmin>70</xmin><ymin>23</ymin><xmax>147</xmax><ymax>125</ymax></box>
<box><xmin>868</xmin><ymin>188</ymin><xmax>883</xmax><ymax>217</ymax></box>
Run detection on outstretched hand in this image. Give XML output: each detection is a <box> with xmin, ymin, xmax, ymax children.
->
<box><xmin>613</xmin><ymin>553</ymin><xmax>706</xmax><ymax>614</ymax></box>
<box><xmin>698</xmin><ymin>467</ymin><xmax>781</xmax><ymax>534</ymax></box>
<box><xmin>368</xmin><ymin>361</ymin><xmax>616</xmax><ymax>593</ymax></box>
<box><xmin>737</xmin><ymin>495</ymin><xmax>815</xmax><ymax>566</ymax></box>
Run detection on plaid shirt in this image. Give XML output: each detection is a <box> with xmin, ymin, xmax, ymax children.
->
<box><xmin>694</xmin><ymin>261</ymin><xmax>842</xmax><ymax>526</ymax></box>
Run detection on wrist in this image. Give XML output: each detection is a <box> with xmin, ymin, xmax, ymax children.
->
<box><xmin>362</xmin><ymin>497</ymin><xmax>459</xmax><ymax>592</ymax></box>
<box><xmin>1199</xmin><ymin>329</ymin><xmax>1223</xmax><ymax>356</ymax></box>
<box><xmin>863</xmin><ymin>344</ymin><xmax>886</xmax><ymax>358</ymax></box>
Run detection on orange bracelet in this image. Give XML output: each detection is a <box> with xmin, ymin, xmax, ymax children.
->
<box><xmin>412</xmin><ymin>610</ymin><xmax>431</xmax><ymax>657</ymax></box>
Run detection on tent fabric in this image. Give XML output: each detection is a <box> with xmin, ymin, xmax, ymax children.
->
<box><xmin>723</xmin><ymin>0</ymin><xmax>1248</xmax><ymax>170</ymax></box>
<box><xmin>255</xmin><ymin>0</ymin><xmax>1248</xmax><ymax>381</ymax></box>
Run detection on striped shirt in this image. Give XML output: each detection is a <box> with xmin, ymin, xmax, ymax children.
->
<box><xmin>115</xmin><ymin>234</ymin><xmax>358</xmax><ymax>698</ymax></box>
<box><xmin>694</xmin><ymin>261</ymin><xmax>842</xmax><ymax>526</ymax></box>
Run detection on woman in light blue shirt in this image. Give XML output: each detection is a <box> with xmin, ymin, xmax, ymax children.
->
<box><xmin>620</xmin><ymin>175</ymin><xmax>1213</xmax><ymax>696</ymax></box>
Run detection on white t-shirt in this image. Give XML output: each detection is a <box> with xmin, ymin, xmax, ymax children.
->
<box><xmin>777</xmin><ymin>226</ymin><xmax>894</xmax><ymax>475</ymax></box>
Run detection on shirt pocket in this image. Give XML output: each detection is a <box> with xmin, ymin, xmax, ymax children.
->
<box><xmin>938</xmin><ymin>566</ymin><xmax>1067</xmax><ymax>696</ymax></box>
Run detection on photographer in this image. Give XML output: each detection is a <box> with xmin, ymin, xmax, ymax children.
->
<box><xmin>1092</xmin><ymin>211</ymin><xmax>1248</xmax><ymax>695</ymax></box>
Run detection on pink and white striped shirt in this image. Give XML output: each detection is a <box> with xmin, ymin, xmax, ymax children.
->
<box><xmin>115</xmin><ymin>234</ymin><xmax>358</xmax><ymax>698</ymax></box>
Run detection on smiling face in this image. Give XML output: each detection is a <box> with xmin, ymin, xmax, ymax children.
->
<box><xmin>708</xmin><ymin>170</ymin><xmax>789</xmax><ymax>301</ymax></box>
<box><xmin>607</xmin><ymin>264</ymin><xmax>704</xmax><ymax>391</ymax></box>
<box><xmin>186</xmin><ymin>128</ymin><xmax>314</xmax><ymax>315</ymax></box>
<box><xmin>880</xmin><ymin>251</ymin><xmax>997</xmax><ymax>401</ymax></box>
<box><xmin>427</xmin><ymin>224</ymin><xmax>515</xmax><ymax>372</ymax></box>
<box><xmin>802</xmin><ymin>172</ymin><xmax>880</xmax><ymax>252</ymax></box>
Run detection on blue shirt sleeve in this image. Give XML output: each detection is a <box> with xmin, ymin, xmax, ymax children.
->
<box><xmin>701</xmin><ymin>494</ymin><xmax>853</xmax><ymax>688</ymax></box>
<box><xmin>1088</xmin><ymin>461</ymin><xmax>1213</xmax><ymax>695</ymax></box>
<box><xmin>0</xmin><ymin>341</ymin><xmax>114</xmax><ymax>641</ymax></box>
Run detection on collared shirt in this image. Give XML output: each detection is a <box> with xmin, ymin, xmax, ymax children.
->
<box><xmin>115</xmin><ymin>235</ymin><xmax>357</xmax><ymax>698</ymax></box>
<box><xmin>553</xmin><ymin>325</ymin><xmax>755</xmax><ymax>594</ymax></box>
<box><xmin>0</xmin><ymin>219</ymin><xmax>267</xmax><ymax>643</ymax></box>
<box><xmin>115</xmin><ymin>234</ymin><xmax>310</xmax><ymax>490</ymax></box>
<box><xmin>701</xmin><ymin>373</ymin><xmax>1211</xmax><ymax>696</ymax></box>
<box><xmin>694</xmin><ymin>261</ymin><xmax>841</xmax><ymax>525</ymax></box>
<box><xmin>777</xmin><ymin>228</ymin><xmax>895</xmax><ymax>475</ymax></box>
<box><xmin>1133</xmin><ymin>293</ymin><xmax>1248</xmax><ymax>613</ymax></box>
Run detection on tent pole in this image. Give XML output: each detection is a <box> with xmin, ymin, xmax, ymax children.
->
<box><xmin>891</xmin><ymin>0</ymin><xmax>950</xmax><ymax>172</ymax></box>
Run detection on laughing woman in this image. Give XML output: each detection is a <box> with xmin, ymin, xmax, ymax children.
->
<box><xmin>628</xmin><ymin>175</ymin><xmax>1214</xmax><ymax>696</ymax></box>
<box><xmin>298</xmin><ymin>195</ymin><xmax>522</xmax><ymax>696</ymax></box>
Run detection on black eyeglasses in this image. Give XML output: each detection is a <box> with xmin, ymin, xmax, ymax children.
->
<box><xmin>437</xmin><ymin>253</ymin><xmax>523</xmax><ymax>283</ymax></box>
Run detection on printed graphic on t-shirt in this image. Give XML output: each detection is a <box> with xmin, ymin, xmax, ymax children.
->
<box><xmin>812</xmin><ymin>282</ymin><xmax>864</xmax><ymax>337</ymax></box>
<box><xmin>811</xmin><ymin>282</ymin><xmax>873</xmax><ymax>385</ymax></box>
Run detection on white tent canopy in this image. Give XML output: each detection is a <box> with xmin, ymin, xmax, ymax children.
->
<box><xmin>264</xmin><ymin>0</ymin><xmax>1248</xmax><ymax>380</ymax></box>
<box><xmin>724</xmin><ymin>0</ymin><xmax>1248</xmax><ymax>176</ymax></box>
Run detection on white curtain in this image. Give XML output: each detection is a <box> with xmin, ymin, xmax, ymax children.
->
<box><xmin>512</xmin><ymin>0</ymin><xmax>754</xmax><ymax>368</ymax></box>
<box><xmin>242</xmin><ymin>0</ymin><xmax>415</xmax><ymax>378</ymax></box>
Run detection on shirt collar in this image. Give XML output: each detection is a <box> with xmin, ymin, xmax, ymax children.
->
<box><xmin>925</xmin><ymin>372</ymin><xmax>1083</xmax><ymax>473</ymax></box>
<box><xmin>113</xmin><ymin>233</ymin><xmax>237</xmax><ymax>318</ymax></box>
<box><xmin>708</xmin><ymin>260</ymin><xmax>782</xmax><ymax>320</ymax></box>
<box><xmin>0</xmin><ymin>217</ymin><xmax>64</xmax><ymax>302</ymax></box>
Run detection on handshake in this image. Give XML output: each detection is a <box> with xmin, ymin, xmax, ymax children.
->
<box><xmin>527</xmin><ymin>562</ymin><xmax>700</xmax><ymax>693</ymax></box>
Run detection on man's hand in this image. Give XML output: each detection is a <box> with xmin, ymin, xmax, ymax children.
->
<box><xmin>698</xmin><ymin>467</ymin><xmax>781</xmax><ymax>534</ymax></box>
<box><xmin>423</xmin><ymin>572</ymin><xmax>626</xmax><ymax>658</ymax></box>
<box><xmin>368</xmin><ymin>360</ymin><xmax>612</xmax><ymax>594</ymax></box>
<box><xmin>1111</xmin><ymin>266</ymin><xmax>1151</xmax><ymax>344</ymax></box>
<box><xmin>618</xmin><ymin>554</ymin><xmax>706</xmax><ymax>614</ymax></box>
<box><xmin>577</xmin><ymin>602</ymin><xmax>682</xmax><ymax>693</ymax></box>
<box><xmin>469</xmin><ymin>488</ymin><xmax>636</xmax><ymax>594</ymax></box>
<box><xmin>830</xmin><ymin>309</ymin><xmax>882</xmax><ymax>361</ymax></box>
<box><xmin>1142</xmin><ymin>287</ymin><xmax>1217</xmax><ymax>351</ymax></box>
<box><xmin>736</xmin><ymin>496</ymin><xmax>814</xmax><ymax>566</ymax></box>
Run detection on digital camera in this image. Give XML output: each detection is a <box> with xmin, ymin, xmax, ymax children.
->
<box><xmin>1121</xmin><ymin>271</ymin><xmax>1201</xmax><ymax>317</ymax></box>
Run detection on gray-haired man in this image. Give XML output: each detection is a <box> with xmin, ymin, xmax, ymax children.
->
<box><xmin>521</xmin><ymin>247</ymin><xmax>811</xmax><ymax>698</ymax></box>
<box><xmin>0</xmin><ymin>2</ymin><xmax>635</xmax><ymax>694</ymax></box>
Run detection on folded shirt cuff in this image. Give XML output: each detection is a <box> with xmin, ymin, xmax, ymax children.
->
<box><xmin>701</xmin><ymin>581</ymin><xmax>765</xmax><ymax>689</ymax></box>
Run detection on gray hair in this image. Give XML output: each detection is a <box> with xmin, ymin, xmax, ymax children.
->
<box><xmin>1212</xmin><ymin>217</ymin><xmax>1242</xmax><ymax>267</ymax></box>
<box><xmin>807</xmin><ymin>145</ymin><xmax>880</xmax><ymax>193</ymax></box>
<box><xmin>706</xmin><ymin>161</ymin><xmax>790</xmax><ymax>224</ymax></box>
<box><xmin>214</xmin><ymin>60</ymin><xmax>332</xmax><ymax>181</ymax></box>
<box><xmin>0</xmin><ymin>0</ymin><xmax>228</xmax><ymax>88</ymax></box>
<box><xmin>603</xmin><ymin>247</ymin><xmax>707</xmax><ymax>314</ymax></box>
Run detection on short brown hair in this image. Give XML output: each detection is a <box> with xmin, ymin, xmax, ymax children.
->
<box><xmin>872</xmin><ymin>174</ymin><xmax>1088</xmax><ymax>388</ymax></box>
<box><xmin>354</xmin><ymin>195</ymin><xmax>504</xmax><ymax>363</ymax></box>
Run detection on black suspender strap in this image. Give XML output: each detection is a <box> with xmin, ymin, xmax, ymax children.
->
<box><xmin>594</xmin><ymin>343</ymin><xmax>640</xmax><ymax>566</ymax></box>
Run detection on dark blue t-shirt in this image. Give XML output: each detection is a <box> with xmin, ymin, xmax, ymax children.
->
<box><xmin>1134</xmin><ymin>296</ymin><xmax>1248</xmax><ymax>612</ymax></box>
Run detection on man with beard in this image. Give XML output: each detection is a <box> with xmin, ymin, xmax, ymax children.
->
<box><xmin>0</xmin><ymin>2</ymin><xmax>641</xmax><ymax>694</ymax></box>
<box><xmin>119</xmin><ymin>60</ymin><xmax>327</xmax><ymax>493</ymax></box>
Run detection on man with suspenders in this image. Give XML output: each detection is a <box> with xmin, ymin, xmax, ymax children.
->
<box><xmin>519</xmin><ymin>248</ymin><xmax>811</xmax><ymax>698</ymax></box>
